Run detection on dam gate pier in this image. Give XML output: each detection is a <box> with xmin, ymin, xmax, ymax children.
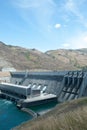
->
<box><xmin>0</xmin><ymin>70</ymin><xmax>87</xmax><ymax>106</ymax></box>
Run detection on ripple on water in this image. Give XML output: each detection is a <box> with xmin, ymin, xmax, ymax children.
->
<box><xmin>0</xmin><ymin>99</ymin><xmax>57</xmax><ymax>130</ymax></box>
<box><xmin>0</xmin><ymin>99</ymin><xmax>32</xmax><ymax>130</ymax></box>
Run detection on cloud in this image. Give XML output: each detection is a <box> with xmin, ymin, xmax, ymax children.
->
<box><xmin>14</xmin><ymin>0</ymin><xmax>56</xmax><ymax>9</ymax></box>
<box><xmin>62</xmin><ymin>43</ymin><xmax>70</xmax><ymax>48</ymax></box>
<box><xmin>61</xmin><ymin>31</ymin><xmax>87</xmax><ymax>49</ymax></box>
<box><xmin>65</xmin><ymin>0</ymin><xmax>81</xmax><ymax>15</ymax></box>
<box><xmin>65</xmin><ymin>0</ymin><xmax>75</xmax><ymax>12</ymax></box>
<box><xmin>12</xmin><ymin>0</ymin><xmax>56</xmax><ymax>32</ymax></box>
<box><xmin>13</xmin><ymin>0</ymin><xmax>39</xmax><ymax>8</ymax></box>
<box><xmin>83</xmin><ymin>36</ymin><xmax>87</xmax><ymax>42</ymax></box>
<box><xmin>64</xmin><ymin>0</ymin><xmax>87</xmax><ymax>27</ymax></box>
<box><xmin>66</xmin><ymin>31</ymin><xmax>87</xmax><ymax>49</ymax></box>
<box><xmin>13</xmin><ymin>0</ymin><xmax>54</xmax><ymax>9</ymax></box>
<box><xmin>54</xmin><ymin>23</ymin><xmax>61</xmax><ymax>29</ymax></box>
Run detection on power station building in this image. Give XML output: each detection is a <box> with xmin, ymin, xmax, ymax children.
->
<box><xmin>0</xmin><ymin>70</ymin><xmax>87</xmax><ymax>106</ymax></box>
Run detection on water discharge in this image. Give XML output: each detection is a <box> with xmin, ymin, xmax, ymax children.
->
<box><xmin>0</xmin><ymin>99</ymin><xmax>57</xmax><ymax>130</ymax></box>
<box><xmin>0</xmin><ymin>99</ymin><xmax>32</xmax><ymax>130</ymax></box>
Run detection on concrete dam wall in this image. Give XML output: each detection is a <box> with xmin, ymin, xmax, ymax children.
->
<box><xmin>10</xmin><ymin>70</ymin><xmax>87</xmax><ymax>103</ymax></box>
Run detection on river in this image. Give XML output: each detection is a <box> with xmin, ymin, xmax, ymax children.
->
<box><xmin>0</xmin><ymin>99</ymin><xmax>57</xmax><ymax>130</ymax></box>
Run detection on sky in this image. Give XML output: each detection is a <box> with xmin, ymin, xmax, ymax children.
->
<box><xmin>0</xmin><ymin>0</ymin><xmax>87</xmax><ymax>52</ymax></box>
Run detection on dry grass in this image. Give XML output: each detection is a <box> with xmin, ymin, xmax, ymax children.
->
<box><xmin>0</xmin><ymin>42</ymin><xmax>83</xmax><ymax>70</ymax></box>
<box><xmin>13</xmin><ymin>97</ymin><xmax>87</xmax><ymax>130</ymax></box>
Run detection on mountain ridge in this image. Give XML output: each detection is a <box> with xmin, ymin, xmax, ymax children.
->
<box><xmin>0</xmin><ymin>41</ymin><xmax>87</xmax><ymax>71</ymax></box>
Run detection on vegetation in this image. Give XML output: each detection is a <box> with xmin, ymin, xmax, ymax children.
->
<box><xmin>81</xmin><ymin>66</ymin><xmax>87</xmax><ymax>71</ymax></box>
<box><xmin>13</xmin><ymin>97</ymin><xmax>87</xmax><ymax>130</ymax></box>
<box><xmin>1</xmin><ymin>41</ymin><xmax>87</xmax><ymax>70</ymax></box>
<box><xmin>24</xmin><ymin>52</ymin><xmax>30</xmax><ymax>60</ymax></box>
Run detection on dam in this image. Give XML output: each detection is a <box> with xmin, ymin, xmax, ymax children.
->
<box><xmin>0</xmin><ymin>70</ymin><xmax>87</xmax><ymax>106</ymax></box>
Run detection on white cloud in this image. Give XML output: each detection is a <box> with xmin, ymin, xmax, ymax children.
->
<box><xmin>65</xmin><ymin>0</ymin><xmax>81</xmax><ymax>15</ymax></box>
<box><xmin>83</xmin><ymin>36</ymin><xmax>87</xmax><ymax>42</ymax></box>
<box><xmin>54</xmin><ymin>23</ymin><xmax>61</xmax><ymax>29</ymax></box>
<box><xmin>66</xmin><ymin>32</ymin><xmax>87</xmax><ymax>49</ymax></box>
<box><xmin>62</xmin><ymin>43</ymin><xmax>70</xmax><ymax>48</ymax></box>
<box><xmin>12</xmin><ymin>0</ymin><xmax>56</xmax><ymax>31</ymax></box>
<box><xmin>14</xmin><ymin>0</ymin><xmax>56</xmax><ymax>9</ymax></box>
<box><xmin>64</xmin><ymin>0</ymin><xmax>87</xmax><ymax>27</ymax></box>
<box><xmin>65</xmin><ymin>0</ymin><xmax>75</xmax><ymax>12</ymax></box>
<box><xmin>13</xmin><ymin>0</ymin><xmax>40</xmax><ymax>8</ymax></box>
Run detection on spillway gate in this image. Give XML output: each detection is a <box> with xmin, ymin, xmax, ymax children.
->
<box><xmin>1</xmin><ymin>70</ymin><xmax>87</xmax><ymax>103</ymax></box>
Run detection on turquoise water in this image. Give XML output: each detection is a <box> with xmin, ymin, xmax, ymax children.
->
<box><xmin>0</xmin><ymin>99</ymin><xmax>57</xmax><ymax>130</ymax></box>
<box><xmin>0</xmin><ymin>99</ymin><xmax>32</xmax><ymax>130</ymax></box>
<box><xmin>29</xmin><ymin>101</ymin><xmax>57</xmax><ymax>113</ymax></box>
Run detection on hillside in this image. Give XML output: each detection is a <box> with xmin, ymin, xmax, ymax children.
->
<box><xmin>0</xmin><ymin>41</ymin><xmax>87</xmax><ymax>71</ymax></box>
<box><xmin>13</xmin><ymin>97</ymin><xmax>87</xmax><ymax>130</ymax></box>
<box><xmin>46</xmin><ymin>49</ymin><xmax>87</xmax><ymax>70</ymax></box>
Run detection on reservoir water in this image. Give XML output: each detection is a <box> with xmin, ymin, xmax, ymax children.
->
<box><xmin>0</xmin><ymin>99</ymin><xmax>57</xmax><ymax>130</ymax></box>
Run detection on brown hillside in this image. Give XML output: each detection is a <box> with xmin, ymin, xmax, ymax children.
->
<box><xmin>0</xmin><ymin>41</ymin><xmax>87</xmax><ymax>71</ymax></box>
<box><xmin>46</xmin><ymin>49</ymin><xmax>87</xmax><ymax>69</ymax></box>
<box><xmin>13</xmin><ymin>97</ymin><xmax>87</xmax><ymax>130</ymax></box>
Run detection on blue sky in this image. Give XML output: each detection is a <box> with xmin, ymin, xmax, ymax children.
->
<box><xmin>0</xmin><ymin>0</ymin><xmax>87</xmax><ymax>52</ymax></box>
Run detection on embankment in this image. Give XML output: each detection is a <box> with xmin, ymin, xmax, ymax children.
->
<box><xmin>13</xmin><ymin>97</ymin><xmax>87</xmax><ymax>130</ymax></box>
